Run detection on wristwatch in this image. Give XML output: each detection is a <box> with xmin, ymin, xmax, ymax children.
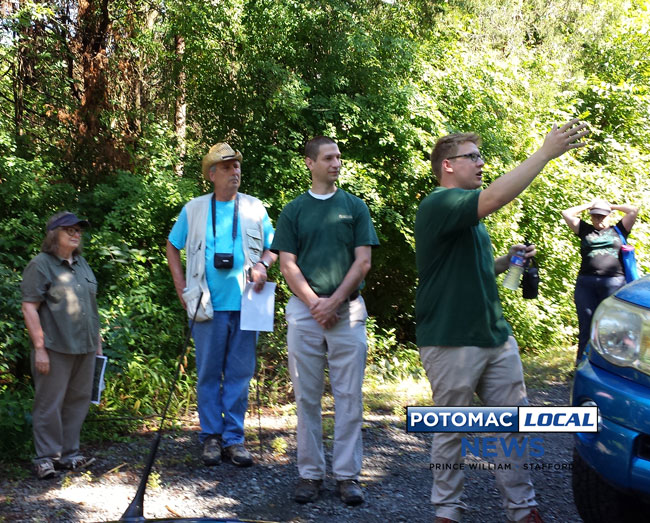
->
<box><xmin>257</xmin><ymin>259</ymin><xmax>269</xmax><ymax>269</ymax></box>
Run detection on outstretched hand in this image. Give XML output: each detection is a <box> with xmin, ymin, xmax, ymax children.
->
<box><xmin>542</xmin><ymin>118</ymin><xmax>589</xmax><ymax>160</ymax></box>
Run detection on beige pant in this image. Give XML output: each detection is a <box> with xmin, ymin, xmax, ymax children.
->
<box><xmin>419</xmin><ymin>337</ymin><xmax>537</xmax><ymax>522</ymax></box>
<box><xmin>286</xmin><ymin>295</ymin><xmax>368</xmax><ymax>480</ymax></box>
<box><xmin>31</xmin><ymin>349</ymin><xmax>95</xmax><ymax>465</ymax></box>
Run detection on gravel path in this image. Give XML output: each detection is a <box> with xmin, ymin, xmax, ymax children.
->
<box><xmin>0</xmin><ymin>383</ymin><xmax>581</xmax><ymax>522</ymax></box>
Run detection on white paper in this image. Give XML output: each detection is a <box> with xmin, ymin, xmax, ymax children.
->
<box><xmin>240</xmin><ymin>281</ymin><xmax>276</xmax><ymax>332</ymax></box>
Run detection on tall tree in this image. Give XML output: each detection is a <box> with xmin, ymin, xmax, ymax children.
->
<box><xmin>173</xmin><ymin>33</ymin><xmax>186</xmax><ymax>177</ymax></box>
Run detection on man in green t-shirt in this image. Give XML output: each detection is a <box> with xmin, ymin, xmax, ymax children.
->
<box><xmin>415</xmin><ymin>119</ymin><xmax>588</xmax><ymax>523</ymax></box>
<box><xmin>271</xmin><ymin>136</ymin><xmax>379</xmax><ymax>506</ymax></box>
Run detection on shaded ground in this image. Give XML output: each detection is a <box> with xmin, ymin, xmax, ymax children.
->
<box><xmin>0</xmin><ymin>383</ymin><xmax>581</xmax><ymax>522</ymax></box>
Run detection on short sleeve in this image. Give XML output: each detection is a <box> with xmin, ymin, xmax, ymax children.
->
<box><xmin>21</xmin><ymin>259</ymin><xmax>48</xmax><ymax>303</ymax></box>
<box><xmin>615</xmin><ymin>219</ymin><xmax>629</xmax><ymax>239</ymax></box>
<box><xmin>270</xmin><ymin>206</ymin><xmax>298</xmax><ymax>255</ymax></box>
<box><xmin>262</xmin><ymin>210</ymin><xmax>275</xmax><ymax>249</ymax></box>
<box><xmin>168</xmin><ymin>206</ymin><xmax>189</xmax><ymax>250</ymax></box>
<box><xmin>578</xmin><ymin>220</ymin><xmax>593</xmax><ymax>240</ymax></box>
<box><xmin>353</xmin><ymin>199</ymin><xmax>379</xmax><ymax>248</ymax></box>
<box><xmin>431</xmin><ymin>189</ymin><xmax>480</xmax><ymax>237</ymax></box>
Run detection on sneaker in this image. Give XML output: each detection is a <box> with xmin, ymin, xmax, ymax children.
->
<box><xmin>294</xmin><ymin>478</ymin><xmax>323</xmax><ymax>503</ymax></box>
<box><xmin>222</xmin><ymin>443</ymin><xmax>253</xmax><ymax>467</ymax></box>
<box><xmin>33</xmin><ymin>460</ymin><xmax>58</xmax><ymax>479</ymax></box>
<box><xmin>336</xmin><ymin>479</ymin><xmax>364</xmax><ymax>506</ymax></box>
<box><xmin>55</xmin><ymin>455</ymin><xmax>95</xmax><ymax>470</ymax></box>
<box><xmin>516</xmin><ymin>508</ymin><xmax>543</xmax><ymax>523</ymax></box>
<box><xmin>202</xmin><ymin>435</ymin><xmax>222</xmax><ymax>466</ymax></box>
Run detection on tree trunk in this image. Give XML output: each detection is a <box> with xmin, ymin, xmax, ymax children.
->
<box><xmin>174</xmin><ymin>34</ymin><xmax>187</xmax><ymax>177</ymax></box>
<box><xmin>72</xmin><ymin>0</ymin><xmax>131</xmax><ymax>179</ymax></box>
<box><xmin>13</xmin><ymin>41</ymin><xmax>25</xmax><ymax>154</ymax></box>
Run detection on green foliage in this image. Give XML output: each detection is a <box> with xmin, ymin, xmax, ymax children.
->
<box><xmin>270</xmin><ymin>436</ymin><xmax>288</xmax><ymax>457</ymax></box>
<box><xmin>255</xmin><ymin>299</ymin><xmax>291</xmax><ymax>406</ymax></box>
<box><xmin>0</xmin><ymin>262</ymin><xmax>32</xmax><ymax>456</ymax></box>
<box><xmin>147</xmin><ymin>470</ymin><xmax>162</xmax><ymax>490</ymax></box>
<box><xmin>366</xmin><ymin>318</ymin><xmax>423</xmax><ymax>382</ymax></box>
<box><xmin>84</xmin><ymin>352</ymin><xmax>196</xmax><ymax>442</ymax></box>
<box><xmin>0</xmin><ymin>265</ymin><xmax>28</xmax><ymax>380</ymax></box>
<box><xmin>0</xmin><ymin>385</ymin><xmax>33</xmax><ymax>457</ymax></box>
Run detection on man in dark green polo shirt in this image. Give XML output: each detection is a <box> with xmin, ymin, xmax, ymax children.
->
<box><xmin>415</xmin><ymin>120</ymin><xmax>588</xmax><ymax>523</ymax></box>
<box><xmin>271</xmin><ymin>136</ymin><xmax>379</xmax><ymax>506</ymax></box>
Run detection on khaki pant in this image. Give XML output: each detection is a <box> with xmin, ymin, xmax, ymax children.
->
<box><xmin>287</xmin><ymin>295</ymin><xmax>368</xmax><ymax>480</ymax></box>
<box><xmin>419</xmin><ymin>337</ymin><xmax>537</xmax><ymax>522</ymax></box>
<box><xmin>31</xmin><ymin>349</ymin><xmax>95</xmax><ymax>465</ymax></box>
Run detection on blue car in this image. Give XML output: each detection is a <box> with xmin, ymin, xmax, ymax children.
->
<box><xmin>572</xmin><ymin>275</ymin><xmax>650</xmax><ymax>522</ymax></box>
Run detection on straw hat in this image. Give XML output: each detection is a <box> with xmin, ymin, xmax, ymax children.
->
<box><xmin>202</xmin><ymin>143</ymin><xmax>243</xmax><ymax>180</ymax></box>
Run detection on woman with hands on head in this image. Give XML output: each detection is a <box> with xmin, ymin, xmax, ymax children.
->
<box><xmin>562</xmin><ymin>199</ymin><xmax>639</xmax><ymax>362</ymax></box>
<box><xmin>21</xmin><ymin>211</ymin><xmax>102</xmax><ymax>479</ymax></box>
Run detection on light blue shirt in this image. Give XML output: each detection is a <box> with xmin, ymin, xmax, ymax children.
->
<box><xmin>169</xmin><ymin>200</ymin><xmax>274</xmax><ymax>311</ymax></box>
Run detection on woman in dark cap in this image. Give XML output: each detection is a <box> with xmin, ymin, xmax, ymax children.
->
<box><xmin>562</xmin><ymin>199</ymin><xmax>638</xmax><ymax>362</ymax></box>
<box><xmin>21</xmin><ymin>211</ymin><xmax>102</xmax><ymax>479</ymax></box>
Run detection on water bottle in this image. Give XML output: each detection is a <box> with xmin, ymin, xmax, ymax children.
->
<box><xmin>503</xmin><ymin>250</ymin><xmax>525</xmax><ymax>290</ymax></box>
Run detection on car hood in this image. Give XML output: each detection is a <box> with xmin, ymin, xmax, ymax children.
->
<box><xmin>615</xmin><ymin>275</ymin><xmax>650</xmax><ymax>310</ymax></box>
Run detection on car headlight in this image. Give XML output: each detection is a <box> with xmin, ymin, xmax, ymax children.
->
<box><xmin>590</xmin><ymin>296</ymin><xmax>650</xmax><ymax>375</ymax></box>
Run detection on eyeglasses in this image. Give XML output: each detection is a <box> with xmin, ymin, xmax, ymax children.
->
<box><xmin>62</xmin><ymin>226</ymin><xmax>83</xmax><ymax>237</ymax></box>
<box><xmin>447</xmin><ymin>152</ymin><xmax>483</xmax><ymax>163</ymax></box>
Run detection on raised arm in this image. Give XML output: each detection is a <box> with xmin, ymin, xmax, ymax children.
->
<box><xmin>611</xmin><ymin>203</ymin><xmax>639</xmax><ymax>233</ymax></box>
<box><xmin>478</xmin><ymin>119</ymin><xmax>589</xmax><ymax>219</ymax></box>
<box><xmin>562</xmin><ymin>202</ymin><xmax>592</xmax><ymax>235</ymax></box>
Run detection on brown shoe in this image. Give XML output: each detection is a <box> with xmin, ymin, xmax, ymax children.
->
<box><xmin>516</xmin><ymin>508</ymin><xmax>543</xmax><ymax>523</ymax></box>
<box><xmin>33</xmin><ymin>460</ymin><xmax>58</xmax><ymax>479</ymax></box>
<box><xmin>336</xmin><ymin>479</ymin><xmax>364</xmax><ymax>506</ymax></box>
<box><xmin>202</xmin><ymin>435</ymin><xmax>222</xmax><ymax>466</ymax></box>
<box><xmin>434</xmin><ymin>518</ymin><xmax>458</xmax><ymax>523</ymax></box>
<box><xmin>222</xmin><ymin>443</ymin><xmax>253</xmax><ymax>467</ymax></box>
<box><xmin>294</xmin><ymin>478</ymin><xmax>323</xmax><ymax>503</ymax></box>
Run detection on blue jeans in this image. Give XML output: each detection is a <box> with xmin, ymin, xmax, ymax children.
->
<box><xmin>191</xmin><ymin>311</ymin><xmax>256</xmax><ymax>446</ymax></box>
<box><xmin>574</xmin><ymin>274</ymin><xmax>626</xmax><ymax>362</ymax></box>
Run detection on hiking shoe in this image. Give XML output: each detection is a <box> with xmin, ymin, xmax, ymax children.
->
<box><xmin>33</xmin><ymin>460</ymin><xmax>58</xmax><ymax>479</ymax></box>
<box><xmin>202</xmin><ymin>435</ymin><xmax>222</xmax><ymax>466</ymax></box>
<box><xmin>336</xmin><ymin>479</ymin><xmax>364</xmax><ymax>506</ymax></box>
<box><xmin>55</xmin><ymin>455</ymin><xmax>95</xmax><ymax>470</ymax></box>
<box><xmin>515</xmin><ymin>508</ymin><xmax>543</xmax><ymax>523</ymax></box>
<box><xmin>294</xmin><ymin>478</ymin><xmax>323</xmax><ymax>503</ymax></box>
<box><xmin>222</xmin><ymin>443</ymin><xmax>254</xmax><ymax>467</ymax></box>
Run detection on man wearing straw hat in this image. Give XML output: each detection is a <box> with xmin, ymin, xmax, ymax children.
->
<box><xmin>167</xmin><ymin>143</ymin><xmax>276</xmax><ymax>468</ymax></box>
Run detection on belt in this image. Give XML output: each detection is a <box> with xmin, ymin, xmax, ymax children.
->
<box><xmin>317</xmin><ymin>290</ymin><xmax>360</xmax><ymax>301</ymax></box>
